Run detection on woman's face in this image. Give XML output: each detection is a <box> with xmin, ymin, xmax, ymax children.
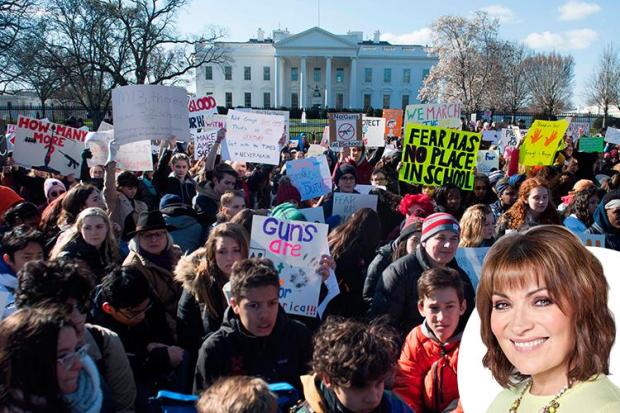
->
<box><xmin>139</xmin><ymin>230</ymin><xmax>168</xmax><ymax>255</ymax></box>
<box><xmin>423</xmin><ymin>230</ymin><xmax>459</xmax><ymax>265</ymax></box>
<box><xmin>81</xmin><ymin>216</ymin><xmax>108</xmax><ymax>248</ymax></box>
<box><xmin>490</xmin><ymin>280</ymin><xmax>574</xmax><ymax>387</ymax></box>
<box><xmin>215</xmin><ymin>236</ymin><xmax>243</xmax><ymax>276</ymax></box>
<box><xmin>337</xmin><ymin>174</ymin><xmax>356</xmax><ymax>193</ymax></box>
<box><xmin>223</xmin><ymin>196</ymin><xmax>245</xmax><ymax>220</ymax></box>
<box><xmin>56</xmin><ymin>326</ymin><xmax>82</xmax><ymax>394</ymax></box>
<box><xmin>85</xmin><ymin>190</ymin><xmax>105</xmax><ymax>210</ymax></box>
<box><xmin>350</xmin><ymin>147</ymin><xmax>363</xmax><ymax>162</ymax></box>
<box><xmin>406</xmin><ymin>232</ymin><xmax>421</xmax><ymax>254</ymax></box>
<box><xmin>500</xmin><ymin>187</ymin><xmax>518</xmax><ymax>207</ymax></box>
<box><xmin>588</xmin><ymin>195</ymin><xmax>600</xmax><ymax>215</ymax></box>
<box><xmin>474</xmin><ymin>180</ymin><xmax>487</xmax><ymax>200</ymax></box>
<box><xmin>527</xmin><ymin>186</ymin><xmax>549</xmax><ymax>215</ymax></box>
<box><xmin>482</xmin><ymin>213</ymin><xmax>495</xmax><ymax>240</ymax></box>
<box><xmin>446</xmin><ymin>188</ymin><xmax>461</xmax><ymax>212</ymax></box>
<box><xmin>172</xmin><ymin>160</ymin><xmax>189</xmax><ymax>179</ymax></box>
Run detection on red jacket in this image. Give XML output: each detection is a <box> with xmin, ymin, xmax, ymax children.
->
<box><xmin>393</xmin><ymin>322</ymin><xmax>461</xmax><ymax>413</ymax></box>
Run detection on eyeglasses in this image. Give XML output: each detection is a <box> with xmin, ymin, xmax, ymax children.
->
<box><xmin>140</xmin><ymin>231</ymin><xmax>166</xmax><ymax>240</ymax></box>
<box><xmin>339</xmin><ymin>176</ymin><xmax>356</xmax><ymax>182</ymax></box>
<box><xmin>118</xmin><ymin>301</ymin><xmax>152</xmax><ymax>320</ymax></box>
<box><xmin>57</xmin><ymin>344</ymin><xmax>89</xmax><ymax>371</ymax></box>
<box><xmin>50</xmin><ymin>190</ymin><xmax>66</xmax><ymax>198</ymax></box>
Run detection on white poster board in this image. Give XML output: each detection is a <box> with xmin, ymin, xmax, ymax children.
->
<box><xmin>298</xmin><ymin>207</ymin><xmax>325</xmax><ymax>223</ymax></box>
<box><xmin>499</xmin><ymin>127</ymin><xmax>521</xmax><ymax>150</ymax></box>
<box><xmin>222</xmin><ymin>110</ymin><xmax>283</xmax><ymax>165</ymax></box>
<box><xmin>13</xmin><ymin>116</ymin><xmax>86</xmax><ymax>176</ymax></box>
<box><xmin>332</xmin><ymin>193</ymin><xmax>378</xmax><ymax>221</ymax></box>
<box><xmin>237</xmin><ymin>108</ymin><xmax>290</xmax><ymax>143</ymax></box>
<box><xmin>307</xmin><ymin>144</ymin><xmax>325</xmax><ymax>157</ymax></box>
<box><xmin>86</xmin><ymin>128</ymin><xmax>153</xmax><ymax>171</ymax></box>
<box><xmin>329</xmin><ymin>113</ymin><xmax>362</xmax><ymax>148</ymax></box>
<box><xmin>482</xmin><ymin>130</ymin><xmax>501</xmax><ymax>144</ymax></box>
<box><xmin>286</xmin><ymin>155</ymin><xmax>332</xmax><ymax>201</ymax></box>
<box><xmin>193</xmin><ymin>129</ymin><xmax>219</xmax><ymax>161</ymax></box>
<box><xmin>112</xmin><ymin>85</ymin><xmax>188</xmax><ymax>144</ymax></box>
<box><xmin>362</xmin><ymin>116</ymin><xmax>386</xmax><ymax>147</ymax></box>
<box><xmin>605</xmin><ymin>127</ymin><xmax>620</xmax><ymax>144</ymax></box>
<box><xmin>188</xmin><ymin>95</ymin><xmax>218</xmax><ymax>130</ymax></box>
<box><xmin>250</xmin><ymin>215</ymin><xmax>330</xmax><ymax>317</ymax></box>
<box><xmin>404</xmin><ymin>102</ymin><xmax>462</xmax><ymax>128</ymax></box>
<box><xmin>476</xmin><ymin>150</ymin><xmax>500</xmax><ymax>175</ymax></box>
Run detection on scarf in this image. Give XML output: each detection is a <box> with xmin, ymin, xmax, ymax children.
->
<box><xmin>62</xmin><ymin>355</ymin><xmax>102</xmax><ymax>413</ymax></box>
<box><xmin>139</xmin><ymin>245</ymin><xmax>174</xmax><ymax>272</ymax></box>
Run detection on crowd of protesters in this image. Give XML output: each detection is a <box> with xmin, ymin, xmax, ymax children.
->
<box><xmin>0</xmin><ymin>114</ymin><xmax>619</xmax><ymax>413</ymax></box>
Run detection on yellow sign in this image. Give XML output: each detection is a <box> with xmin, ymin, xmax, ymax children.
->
<box><xmin>519</xmin><ymin>119</ymin><xmax>569</xmax><ymax>166</ymax></box>
<box><xmin>398</xmin><ymin>123</ymin><xmax>482</xmax><ymax>190</ymax></box>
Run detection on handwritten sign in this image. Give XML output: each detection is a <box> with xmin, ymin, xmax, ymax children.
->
<box><xmin>482</xmin><ymin>130</ymin><xmax>501</xmax><ymax>144</ymax></box>
<box><xmin>250</xmin><ymin>215</ymin><xmax>330</xmax><ymax>317</ymax></box>
<box><xmin>188</xmin><ymin>95</ymin><xmax>218</xmax><ymax>130</ymax></box>
<box><xmin>329</xmin><ymin>113</ymin><xmax>362</xmax><ymax>148</ymax></box>
<box><xmin>398</xmin><ymin>123</ymin><xmax>482</xmax><ymax>190</ymax></box>
<box><xmin>286</xmin><ymin>155</ymin><xmax>332</xmax><ymax>201</ymax></box>
<box><xmin>578</xmin><ymin>136</ymin><xmax>604</xmax><ymax>153</ymax></box>
<box><xmin>476</xmin><ymin>150</ymin><xmax>499</xmax><ymax>175</ymax></box>
<box><xmin>499</xmin><ymin>127</ymin><xmax>521</xmax><ymax>150</ymax></box>
<box><xmin>13</xmin><ymin>116</ymin><xmax>85</xmax><ymax>176</ymax></box>
<box><xmin>85</xmin><ymin>127</ymin><xmax>153</xmax><ymax>171</ymax></box>
<box><xmin>222</xmin><ymin>110</ymin><xmax>284</xmax><ymax>165</ymax></box>
<box><xmin>382</xmin><ymin>109</ymin><xmax>403</xmax><ymax>138</ymax></box>
<box><xmin>362</xmin><ymin>116</ymin><xmax>386</xmax><ymax>147</ymax></box>
<box><xmin>605</xmin><ymin>127</ymin><xmax>620</xmax><ymax>145</ymax></box>
<box><xmin>112</xmin><ymin>84</ymin><xmax>188</xmax><ymax>144</ymax></box>
<box><xmin>238</xmin><ymin>108</ymin><xmax>289</xmax><ymax>143</ymax></box>
<box><xmin>332</xmin><ymin>193</ymin><xmax>378</xmax><ymax>221</ymax></box>
<box><xmin>405</xmin><ymin>103</ymin><xmax>462</xmax><ymax>129</ymax></box>
<box><xmin>519</xmin><ymin>119</ymin><xmax>569</xmax><ymax>166</ymax></box>
<box><xmin>193</xmin><ymin>129</ymin><xmax>219</xmax><ymax>160</ymax></box>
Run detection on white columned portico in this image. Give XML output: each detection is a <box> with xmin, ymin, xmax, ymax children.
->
<box><xmin>325</xmin><ymin>56</ymin><xmax>332</xmax><ymax>108</ymax></box>
<box><xmin>349</xmin><ymin>57</ymin><xmax>357</xmax><ymax>109</ymax></box>
<box><xmin>274</xmin><ymin>56</ymin><xmax>280</xmax><ymax>107</ymax></box>
<box><xmin>299</xmin><ymin>56</ymin><xmax>307</xmax><ymax>109</ymax></box>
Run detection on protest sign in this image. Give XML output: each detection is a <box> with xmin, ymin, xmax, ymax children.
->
<box><xmin>482</xmin><ymin>130</ymin><xmax>501</xmax><ymax>144</ymax></box>
<box><xmin>566</xmin><ymin>121</ymin><xmax>590</xmax><ymax>140</ymax></box>
<box><xmin>404</xmin><ymin>103</ymin><xmax>462</xmax><ymax>129</ymax></box>
<box><xmin>605</xmin><ymin>127</ymin><xmax>620</xmax><ymax>144</ymax></box>
<box><xmin>298</xmin><ymin>207</ymin><xmax>325</xmax><ymax>223</ymax></box>
<box><xmin>362</xmin><ymin>116</ymin><xmax>386</xmax><ymax>147</ymax></box>
<box><xmin>328</xmin><ymin>113</ymin><xmax>362</xmax><ymax>148</ymax></box>
<box><xmin>87</xmin><ymin>139</ymin><xmax>153</xmax><ymax>171</ymax></box>
<box><xmin>13</xmin><ymin>116</ymin><xmax>85</xmax><ymax>176</ymax></box>
<box><xmin>193</xmin><ymin>129</ymin><xmax>219</xmax><ymax>160</ymax></box>
<box><xmin>112</xmin><ymin>84</ymin><xmax>188</xmax><ymax>144</ymax></box>
<box><xmin>238</xmin><ymin>108</ymin><xmax>289</xmax><ymax>143</ymax></box>
<box><xmin>382</xmin><ymin>109</ymin><xmax>403</xmax><ymax>138</ymax></box>
<box><xmin>286</xmin><ymin>155</ymin><xmax>332</xmax><ymax>201</ymax></box>
<box><xmin>578</xmin><ymin>136</ymin><xmax>604</xmax><ymax>153</ymax></box>
<box><xmin>455</xmin><ymin>247</ymin><xmax>489</xmax><ymax>291</ymax></box>
<box><xmin>0</xmin><ymin>135</ymin><xmax>7</xmax><ymax>166</ymax></box>
<box><xmin>332</xmin><ymin>193</ymin><xmax>378</xmax><ymax>221</ymax></box>
<box><xmin>307</xmin><ymin>144</ymin><xmax>325</xmax><ymax>157</ymax></box>
<box><xmin>398</xmin><ymin>123</ymin><xmax>482</xmax><ymax>190</ymax></box>
<box><xmin>5</xmin><ymin>124</ymin><xmax>16</xmax><ymax>150</ymax></box>
<box><xmin>577</xmin><ymin>232</ymin><xmax>605</xmax><ymax>248</ymax></box>
<box><xmin>222</xmin><ymin>110</ymin><xmax>283</xmax><ymax>165</ymax></box>
<box><xmin>188</xmin><ymin>95</ymin><xmax>218</xmax><ymax>130</ymax></box>
<box><xmin>518</xmin><ymin>119</ymin><xmax>569</xmax><ymax>166</ymax></box>
<box><xmin>476</xmin><ymin>150</ymin><xmax>499</xmax><ymax>175</ymax></box>
<box><xmin>499</xmin><ymin>127</ymin><xmax>521</xmax><ymax>150</ymax></box>
<box><xmin>250</xmin><ymin>215</ymin><xmax>330</xmax><ymax>317</ymax></box>
<box><xmin>354</xmin><ymin>184</ymin><xmax>373</xmax><ymax>195</ymax></box>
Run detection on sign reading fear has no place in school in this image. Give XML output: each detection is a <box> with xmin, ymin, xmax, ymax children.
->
<box><xmin>399</xmin><ymin>123</ymin><xmax>482</xmax><ymax>191</ymax></box>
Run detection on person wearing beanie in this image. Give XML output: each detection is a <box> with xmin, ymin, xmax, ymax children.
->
<box><xmin>0</xmin><ymin>186</ymin><xmax>24</xmax><ymax>225</ymax></box>
<box><xmin>333</xmin><ymin>164</ymin><xmax>358</xmax><ymax>193</ymax></box>
<box><xmin>490</xmin><ymin>178</ymin><xmax>518</xmax><ymax>220</ymax></box>
<box><xmin>43</xmin><ymin>178</ymin><xmax>66</xmax><ymax>204</ymax></box>
<box><xmin>274</xmin><ymin>179</ymin><xmax>302</xmax><ymax>207</ymax></box>
<box><xmin>3</xmin><ymin>202</ymin><xmax>41</xmax><ymax>229</ymax></box>
<box><xmin>271</xmin><ymin>202</ymin><xmax>307</xmax><ymax>222</ymax></box>
<box><xmin>586</xmin><ymin>189</ymin><xmax>620</xmax><ymax>251</ymax></box>
<box><xmin>370</xmin><ymin>212</ymin><xmax>475</xmax><ymax>338</ymax></box>
<box><xmin>160</xmin><ymin>194</ymin><xmax>207</xmax><ymax>254</ymax></box>
<box><xmin>488</xmin><ymin>170</ymin><xmax>505</xmax><ymax>187</ymax></box>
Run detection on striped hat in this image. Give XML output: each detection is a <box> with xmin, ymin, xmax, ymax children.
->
<box><xmin>421</xmin><ymin>212</ymin><xmax>460</xmax><ymax>243</ymax></box>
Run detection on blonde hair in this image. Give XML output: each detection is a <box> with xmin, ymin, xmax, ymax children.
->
<box><xmin>197</xmin><ymin>376</ymin><xmax>276</xmax><ymax>413</ymax></box>
<box><xmin>459</xmin><ymin>204</ymin><xmax>492</xmax><ymax>247</ymax></box>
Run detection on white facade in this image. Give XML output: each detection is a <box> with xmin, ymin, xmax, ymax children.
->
<box><xmin>195</xmin><ymin>27</ymin><xmax>437</xmax><ymax>110</ymax></box>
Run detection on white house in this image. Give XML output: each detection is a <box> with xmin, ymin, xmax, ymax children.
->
<box><xmin>195</xmin><ymin>27</ymin><xmax>437</xmax><ymax>110</ymax></box>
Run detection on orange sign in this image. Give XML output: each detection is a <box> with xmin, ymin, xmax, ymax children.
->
<box><xmin>382</xmin><ymin>109</ymin><xmax>403</xmax><ymax>138</ymax></box>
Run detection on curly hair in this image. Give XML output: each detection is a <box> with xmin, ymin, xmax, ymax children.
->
<box><xmin>197</xmin><ymin>376</ymin><xmax>276</xmax><ymax>413</ymax></box>
<box><xmin>311</xmin><ymin>317</ymin><xmax>401</xmax><ymax>388</ymax></box>
<box><xmin>398</xmin><ymin>193</ymin><xmax>435</xmax><ymax>217</ymax></box>
<box><xmin>566</xmin><ymin>188</ymin><xmax>599</xmax><ymax>227</ymax></box>
<box><xmin>500</xmin><ymin>177</ymin><xmax>560</xmax><ymax>230</ymax></box>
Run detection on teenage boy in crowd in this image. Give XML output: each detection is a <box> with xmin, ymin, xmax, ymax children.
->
<box><xmin>393</xmin><ymin>267</ymin><xmax>466</xmax><ymax>413</ymax></box>
<box><xmin>154</xmin><ymin>140</ymin><xmax>197</xmax><ymax>206</ymax></box>
<box><xmin>294</xmin><ymin>317</ymin><xmax>412</xmax><ymax>413</ymax></box>
<box><xmin>193</xmin><ymin>258</ymin><xmax>312</xmax><ymax>393</ymax></box>
<box><xmin>0</xmin><ymin>225</ymin><xmax>45</xmax><ymax>318</ymax></box>
<box><xmin>193</xmin><ymin>163</ymin><xmax>239</xmax><ymax>227</ymax></box>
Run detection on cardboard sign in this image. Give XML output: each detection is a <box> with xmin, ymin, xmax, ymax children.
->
<box><xmin>298</xmin><ymin>207</ymin><xmax>325</xmax><ymax>223</ymax></box>
<box><xmin>482</xmin><ymin>130</ymin><xmax>501</xmax><ymax>144</ymax></box>
<box><xmin>332</xmin><ymin>193</ymin><xmax>378</xmax><ymax>221</ymax></box>
<box><xmin>112</xmin><ymin>84</ymin><xmax>188</xmax><ymax>144</ymax></box>
<box><xmin>222</xmin><ymin>110</ymin><xmax>284</xmax><ymax>165</ymax></box>
<box><xmin>193</xmin><ymin>129</ymin><xmax>219</xmax><ymax>160</ymax></box>
<box><xmin>605</xmin><ymin>127</ymin><xmax>620</xmax><ymax>144</ymax></box>
<box><xmin>578</xmin><ymin>136</ymin><xmax>605</xmax><ymax>153</ymax></box>
<box><xmin>405</xmin><ymin>103</ymin><xmax>462</xmax><ymax>129</ymax></box>
<box><xmin>398</xmin><ymin>123</ymin><xmax>482</xmax><ymax>190</ymax></box>
<box><xmin>455</xmin><ymin>247</ymin><xmax>490</xmax><ymax>291</ymax></box>
<box><xmin>577</xmin><ymin>232</ymin><xmax>605</xmax><ymax>248</ymax></box>
<box><xmin>250</xmin><ymin>215</ymin><xmax>330</xmax><ymax>317</ymax></box>
<box><xmin>328</xmin><ymin>113</ymin><xmax>363</xmax><ymax>148</ymax></box>
<box><xmin>499</xmin><ymin>127</ymin><xmax>521</xmax><ymax>150</ymax></box>
<box><xmin>362</xmin><ymin>116</ymin><xmax>386</xmax><ymax>147</ymax></box>
<box><xmin>188</xmin><ymin>95</ymin><xmax>218</xmax><ymax>129</ymax></box>
<box><xmin>286</xmin><ymin>155</ymin><xmax>332</xmax><ymax>201</ymax></box>
<box><xmin>13</xmin><ymin>116</ymin><xmax>85</xmax><ymax>176</ymax></box>
<box><xmin>519</xmin><ymin>119</ymin><xmax>569</xmax><ymax>166</ymax></box>
<box><xmin>476</xmin><ymin>150</ymin><xmax>499</xmax><ymax>175</ymax></box>
<box><xmin>238</xmin><ymin>108</ymin><xmax>289</xmax><ymax>143</ymax></box>
<box><xmin>382</xmin><ymin>109</ymin><xmax>403</xmax><ymax>138</ymax></box>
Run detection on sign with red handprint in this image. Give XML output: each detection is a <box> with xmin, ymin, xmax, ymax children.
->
<box><xmin>519</xmin><ymin>119</ymin><xmax>569</xmax><ymax>166</ymax></box>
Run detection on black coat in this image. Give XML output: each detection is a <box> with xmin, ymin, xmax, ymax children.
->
<box><xmin>193</xmin><ymin>306</ymin><xmax>312</xmax><ymax>393</ymax></box>
<box><xmin>363</xmin><ymin>243</ymin><xmax>394</xmax><ymax>311</ymax></box>
<box><xmin>153</xmin><ymin>149</ymin><xmax>197</xmax><ymax>205</ymax></box>
<box><xmin>176</xmin><ymin>287</ymin><xmax>224</xmax><ymax>354</ymax></box>
<box><xmin>57</xmin><ymin>236</ymin><xmax>114</xmax><ymax>281</ymax></box>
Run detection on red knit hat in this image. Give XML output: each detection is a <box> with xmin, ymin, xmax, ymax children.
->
<box><xmin>275</xmin><ymin>181</ymin><xmax>302</xmax><ymax>206</ymax></box>
<box><xmin>421</xmin><ymin>212</ymin><xmax>460</xmax><ymax>243</ymax></box>
<box><xmin>0</xmin><ymin>186</ymin><xmax>24</xmax><ymax>221</ymax></box>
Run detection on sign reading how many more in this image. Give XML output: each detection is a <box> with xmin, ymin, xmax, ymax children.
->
<box><xmin>223</xmin><ymin>110</ymin><xmax>284</xmax><ymax>165</ymax></box>
<box><xmin>13</xmin><ymin>116</ymin><xmax>86</xmax><ymax>176</ymax></box>
<box><xmin>286</xmin><ymin>155</ymin><xmax>332</xmax><ymax>201</ymax></box>
<box><xmin>332</xmin><ymin>193</ymin><xmax>378</xmax><ymax>221</ymax></box>
<box><xmin>518</xmin><ymin>119</ymin><xmax>569</xmax><ymax>166</ymax></box>
<box><xmin>250</xmin><ymin>215</ymin><xmax>330</xmax><ymax>317</ymax></box>
<box><xmin>405</xmin><ymin>103</ymin><xmax>462</xmax><ymax>129</ymax></box>
<box><xmin>329</xmin><ymin>113</ymin><xmax>363</xmax><ymax>148</ymax></box>
<box><xmin>399</xmin><ymin>123</ymin><xmax>482</xmax><ymax>191</ymax></box>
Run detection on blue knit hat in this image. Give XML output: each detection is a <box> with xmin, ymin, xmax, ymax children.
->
<box><xmin>270</xmin><ymin>202</ymin><xmax>307</xmax><ymax>222</ymax></box>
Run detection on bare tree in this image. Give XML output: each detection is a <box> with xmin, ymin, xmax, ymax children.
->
<box><xmin>0</xmin><ymin>0</ymin><xmax>36</xmax><ymax>91</ymax></box>
<box><xmin>524</xmin><ymin>52</ymin><xmax>574</xmax><ymax>118</ymax></box>
<box><xmin>585</xmin><ymin>44</ymin><xmax>620</xmax><ymax>128</ymax></box>
<box><xmin>498</xmin><ymin>42</ymin><xmax>531</xmax><ymax>119</ymax></box>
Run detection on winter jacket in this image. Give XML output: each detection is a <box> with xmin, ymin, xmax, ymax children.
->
<box><xmin>363</xmin><ymin>243</ymin><xmax>395</xmax><ymax>311</ymax></box>
<box><xmin>393</xmin><ymin>322</ymin><xmax>461</xmax><ymax>413</ymax></box>
<box><xmin>332</xmin><ymin>147</ymin><xmax>384</xmax><ymax>185</ymax></box>
<box><xmin>153</xmin><ymin>149</ymin><xmax>197</xmax><ymax>205</ymax></box>
<box><xmin>84</xmin><ymin>324</ymin><xmax>136</xmax><ymax>412</ymax></box>
<box><xmin>564</xmin><ymin>214</ymin><xmax>588</xmax><ymax>233</ymax></box>
<box><xmin>57</xmin><ymin>236</ymin><xmax>116</xmax><ymax>281</ymax></box>
<box><xmin>370</xmin><ymin>245</ymin><xmax>475</xmax><ymax>338</ymax></box>
<box><xmin>587</xmin><ymin>203</ymin><xmax>620</xmax><ymax>251</ymax></box>
<box><xmin>103</xmin><ymin>163</ymin><xmax>148</xmax><ymax>240</ymax></box>
<box><xmin>193</xmin><ymin>182</ymin><xmax>220</xmax><ymax>228</ymax></box>
<box><xmin>294</xmin><ymin>374</ymin><xmax>412</xmax><ymax>413</ymax></box>
<box><xmin>161</xmin><ymin>205</ymin><xmax>207</xmax><ymax>254</ymax></box>
<box><xmin>193</xmin><ymin>306</ymin><xmax>312</xmax><ymax>393</ymax></box>
<box><xmin>0</xmin><ymin>258</ymin><xmax>17</xmax><ymax>320</ymax></box>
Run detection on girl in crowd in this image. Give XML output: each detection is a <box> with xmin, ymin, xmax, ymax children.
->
<box><xmin>0</xmin><ymin>306</ymin><xmax>102</xmax><ymax>413</ymax></box>
<box><xmin>334</xmin><ymin>145</ymin><xmax>383</xmax><ymax>184</ymax></box>
<box><xmin>154</xmin><ymin>142</ymin><xmax>197</xmax><ymax>206</ymax></box>
<box><xmin>489</xmin><ymin>178</ymin><xmax>518</xmax><ymax>221</ymax></box>
<box><xmin>495</xmin><ymin>178</ymin><xmax>560</xmax><ymax>237</ymax></box>
<box><xmin>51</xmin><ymin>207</ymin><xmax>121</xmax><ymax>281</ymax></box>
<box><xmin>563</xmin><ymin>187</ymin><xmax>600</xmax><ymax>233</ymax></box>
<box><xmin>478</xmin><ymin>225</ymin><xmax>620</xmax><ymax>412</ymax></box>
<box><xmin>213</xmin><ymin>190</ymin><xmax>246</xmax><ymax>227</ymax></box>
<box><xmin>58</xmin><ymin>184</ymin><xmax>107</xmax><ymax>232</ymax></box>
<box><xmin>464</xmin><ymin>174</ymin><xmax>497</xmax><ymax>208</ymax></box>
<box><xmin>459</xmin><ymin>204</ymin><xmax>495</xmax><ymax>247</ymax></box>
<box><xmin>433</xmin><ymin>184</ymin><xmax>464</xmax><ymax>220</ymax></box>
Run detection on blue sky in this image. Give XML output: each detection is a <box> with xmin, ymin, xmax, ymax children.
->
<box><xmin>176</xmin><ymin>0</ymin><xmax>619</xmax><ymax>108</ymax></box>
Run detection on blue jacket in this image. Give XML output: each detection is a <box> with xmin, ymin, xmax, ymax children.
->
<box><xmin>161</xmin><ymin>205</ymin><xmax>207</xmax><ymax>254</ymax></box>
<box><xmin>0</xmin><ymin>258</ymin><xmax>17</xmax><ymax>319</ymax></box>
<box><xmin>587</xmin><ymin>203</ymin><xmax>620</xmax><ymax>251</ymax></box>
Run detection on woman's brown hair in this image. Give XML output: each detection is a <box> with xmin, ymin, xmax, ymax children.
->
<box><xmin>477</xmin><ymin>225</ymin><xmax>615</xmax><ymax>388</ymax></box>
<box><xmin>459</xmin><ymin>204</ymin><xmax>493</xmax><ymax>247</ymax></box>
<box><xmin>501</xmin><ymin>177</ymin><xmax>560</xmax><ymax>230</ymax></box>
<box><xmin>328</xmin><ymin>208</ymin><xmax>381</xmax><ymax>260</ymax></box>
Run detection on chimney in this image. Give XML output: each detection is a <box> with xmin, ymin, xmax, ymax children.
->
<box><xmin>373</xmin><ymin>30</ymin><xmax>381</xmax><ymax>43</ymax></box>
<box><xmin>257</xmin><ymin>28</ymin><xmax>264</xmax><ymax>42</ymax></box>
